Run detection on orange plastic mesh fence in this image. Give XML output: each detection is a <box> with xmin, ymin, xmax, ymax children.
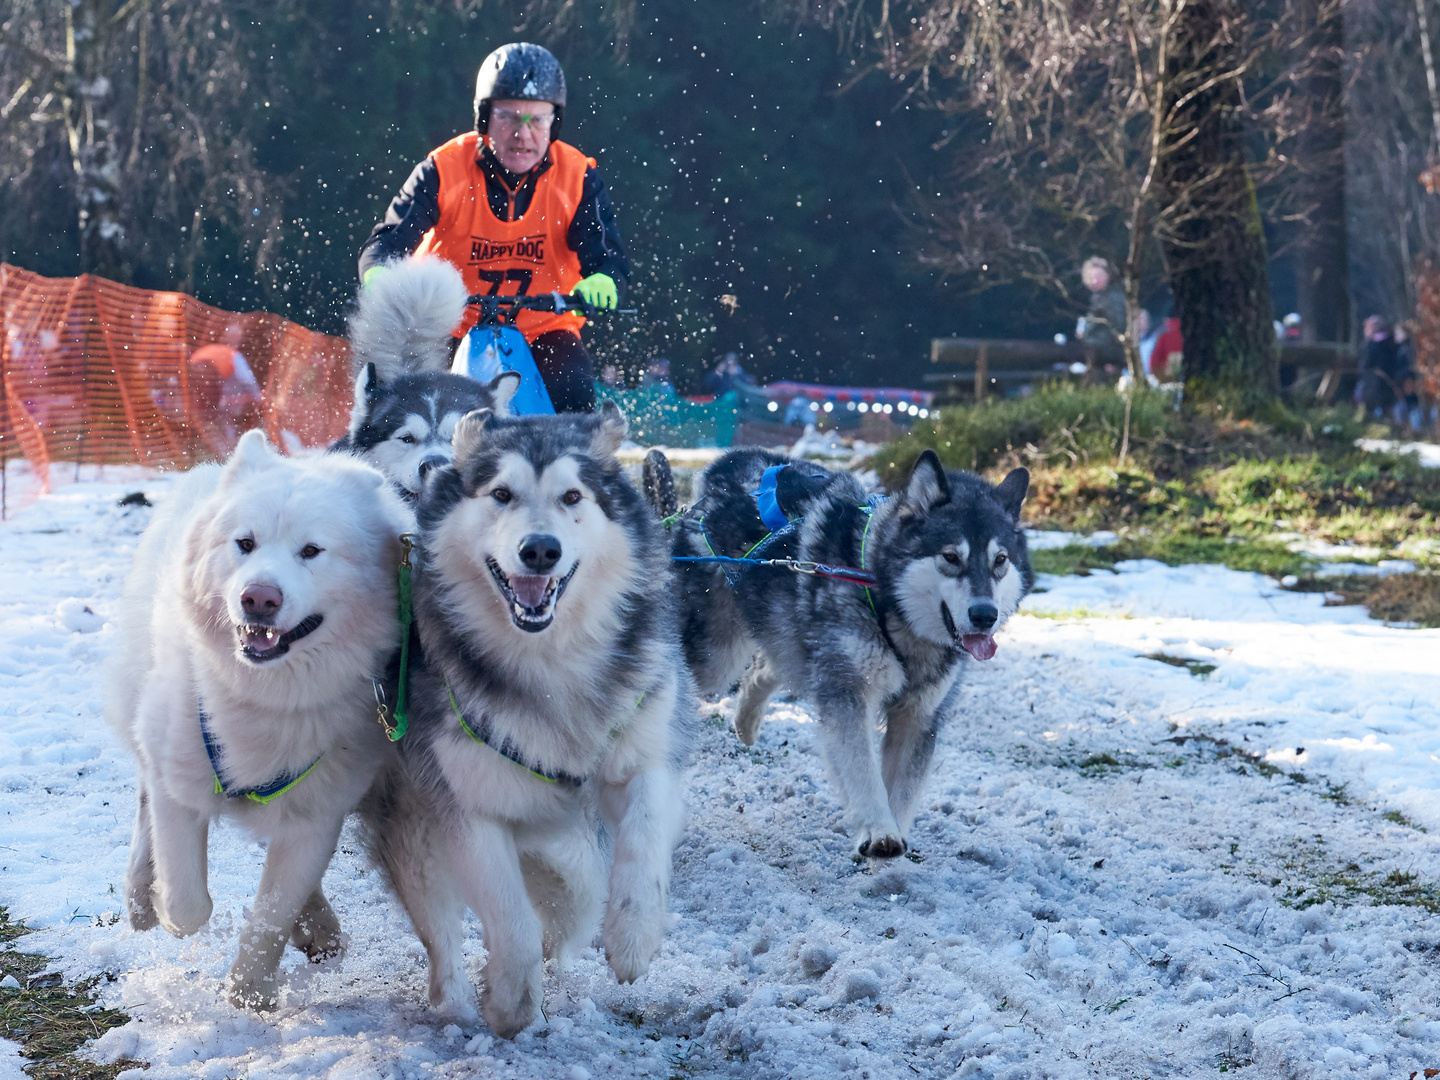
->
<box><xmin>1</xmin><ymin>263</ymin><xmax>354</xmax><ymax>503</ymax></box>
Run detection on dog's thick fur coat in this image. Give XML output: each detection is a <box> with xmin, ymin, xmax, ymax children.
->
<box><xmin>335</xmin><ymin>257</ymin><xmax>519</xmax><ymax>495</ymax></box>
<box><xmin>104</xmin><ymin>432</ymin><xmax>413</xmax><ymax>1008</ymax></box>
<box><xmin>363</xmin><ymin>402</ymin><xmax>695</xmax><ymax>1037</ymax></box>
<box><xmin>669</xmin><ymin>448</ymin><xmax>1031</xmax><ymax>858</ymax></box>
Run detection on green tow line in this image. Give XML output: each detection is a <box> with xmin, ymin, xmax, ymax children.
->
<box><xmin>376</xmin><ymin>534</ymin><xmax>414</xmax><ymax>742</ymax></box>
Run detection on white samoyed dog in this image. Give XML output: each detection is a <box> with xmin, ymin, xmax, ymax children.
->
<box><xmin>104</xmin><ymin>430</ymin><xmax>413</xmax><ymax>1009</ymax></box>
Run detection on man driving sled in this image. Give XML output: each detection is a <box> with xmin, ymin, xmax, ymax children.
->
<box><xmin>358</xmin><ymin>42</ymin><xmax>629</xmax><ymax>413</ymax></box>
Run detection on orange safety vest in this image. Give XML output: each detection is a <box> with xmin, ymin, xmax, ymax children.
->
<box><xmin>415</xmin><ymin>132</ymin><xmax>593</xmax><ymax>341</ymax></box>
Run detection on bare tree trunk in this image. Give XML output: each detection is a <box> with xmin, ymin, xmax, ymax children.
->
<box><xmin>1157</xmin><ymin>0</ymin><xmax>1280</xmax><ymax>409</ymax></box>
<box><xmin>1415</xmin><ymin>0</ymin><xmax>1440</xmax><ymax>152</ymax></box>
<box><xmin>1294</xmin><ymin>0</ymin><xmax>1350</xmax><ymax>343</ymax></box>
<box><xmin>62</xmin><ymin>0</ymin><xmax>125</xmax><ymax>280</ymax></box>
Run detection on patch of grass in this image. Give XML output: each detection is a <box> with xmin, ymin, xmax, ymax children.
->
<box><xmin>1144</xmin><ymin>653</ymin><xmax>1218</xmax><ymax>678</ymax></box>
<box><xmin>1321</xmin><ymin>782</ymin><xmax>1355</xmax><ymax>807</ymax></box>
<box><xmin>1029</xmin><ymin>545</ymin><xmax>1119</xmax><ymax>577</ymax></box>
<box><xmin>1250</xmin><ymin>758</ymin><xmax>1283</xmax><ymax>779</ymax></box>
<box><xmin>1367</xmin><ymin>574</ymin><xmax>1440</xmax><ymax>627</ymax></box>
<box><xmin>1128</xmin><ymin>535</ymin><xmax>1309</xmax><ymax>577</ymax></box>
<box><xmin>878</xmin><ymin>383</ymin><xmax>1179</xmax><ymax>475</ymax></box>
<box><xmin>0</xmin><ymin>906</ymin><xmax>136</xmax><ymax>1079</ymax></box>
<box><xmin>1286</xmin><ymin>573</ymin><xmax>1440</xmax><ymax>627</ymax></box>
<box><xmin>1030</xmin><ymin>534</ymin><xmax>1314</xmax><ymax>579</ymax></box>
<box><xmin>1384</xmin><ymin>809</ymin><xmax>1428</xmax><ymax>832</ymax></box>
<box><xmin>1265</xmin><ymin>846</ymin><xmax>1440</xmax><ymax>913</ymax></box>
<box><xmin>0</xmin><ymin>907</ymin><xmax>28</xmax><ymax>944</ymax></box>
<box><xmin>1215</xmin><ymin>1038</ymin><xmax>1254</xmax><ymax>1072</ymax></box>
<box><xmin>1023</xmin><ymin>606</ymin><xmax>1127</xmax><ymax>621</ymax></box>
<box><xmin>1065</xmin><ymin>751</ymin><xmax>1153</xmax><ymax>777</ymax></box>
<box><xmin>875</xmin><ymin>386</ymin><xmax>1440</xmax><ymax>580</ymax></box>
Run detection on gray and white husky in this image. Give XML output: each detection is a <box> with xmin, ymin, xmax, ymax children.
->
<box><xmin>362</xmin><ymin>401</ymin><xmax>695</xmax><ymax>1037</ymax></box>
<box><xmin>334</xmin><ymin>256</ymin><xmax>520</xmax><ymax>495</ymax></box>
<box><xmin>663</xmin><ymin>447</ymin><xmax>1031</xmax><ymax>859</ymax></box>
<box><xmin>104</xmin><ymin>431</ymin><xmax>413</xmax><ymax>1009</ymax></box>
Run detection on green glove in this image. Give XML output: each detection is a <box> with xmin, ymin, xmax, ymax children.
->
<box><xmin>573</xmin><ymin>272</ymin><xmax>618</xmax><ymax>310</ymax></box>
<box><xmin>362</xmin><ymin>265</ymin><xmax>386</xmax><ymax>288</ymax></box>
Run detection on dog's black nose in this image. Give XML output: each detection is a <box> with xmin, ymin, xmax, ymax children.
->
<box><xmin>518</xmin><ymin>533</ymin><xmax>563</xmax><ymax>574</ymax></box>
<box><xmin>417</xmin><ymin>455</ymin><xmax>447</xmax><ymax>482</ymax></box>
<box><xmin>968</xmin><ymin>601</ymin><xmax>998</xmax><ymax>631</ymax></box>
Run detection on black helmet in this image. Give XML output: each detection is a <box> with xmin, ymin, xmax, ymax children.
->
<box><xmin>474</xmin><ymin>43</ymin><xmax>566</xmax><ymax>139</ymax></box>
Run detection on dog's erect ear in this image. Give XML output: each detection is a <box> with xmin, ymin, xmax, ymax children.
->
<box><xmin>994</xmin><ymin>467</ymin><xmax>1029</xmax><ymax>519</ymax></box>
<box><xmin>225</xmin><ymin>429</ymin><xmax>274</xmax><ymax>474</ymax></box>
<box><xmin>452</xmin><ymin>408</ymin><xmax>494</xmax><ymax>464</ymax></box>
<box><xmin>347</xmin><ymin>363</ymin><xmax>380</xmax><ymax>434</ymax></box>
<box><xmin>775</xmin><ymin>466</ymin><xmax>830</xmax><ymax>519</ymax></box>
<box><xmin>487</xmin><ymin>370</ymin><xmax>522</xmax><ymax>416</ymax></box>
<box><xmin>902</xmin><ymin>449</ymin><xmax>949</xmax><ymax>512</ymax></box>
<box><xmin>588</xmin><ymin>399</ymin><xmax>628</xmax><ymax>460</ymax></box>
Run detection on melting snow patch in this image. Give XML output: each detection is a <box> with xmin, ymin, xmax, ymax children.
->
<box><xmin>1320</xmin><ymin>734</ymin><xmax>1394</xmax><ymax>753</ymax></box>
<box><xmin>1025</xmin><ymin>529</ymin><xmax>1119</xmax><ymax>550</ymax></box>
<box><xmin>1355</xmin><ymin>438</ymin><xmax>1440</xmax><ymax>468</ymax></box>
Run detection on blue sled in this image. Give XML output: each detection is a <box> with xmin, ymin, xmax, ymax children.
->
<box><xmin>452</xmin><ymin>324</ymin><xmax>555</xmax><ymax>416</ymax></box>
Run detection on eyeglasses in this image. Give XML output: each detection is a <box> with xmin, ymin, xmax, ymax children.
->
<box><xmin>490</xmin><ymin>107</ymin><xmax>554</xmax><ymax>132</ymax></box>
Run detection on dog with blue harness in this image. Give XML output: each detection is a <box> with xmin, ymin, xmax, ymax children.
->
<box><xmin>650</xmin><ymin>446</ymin><xmax>1032</xmax><ymax>860</ymax></box>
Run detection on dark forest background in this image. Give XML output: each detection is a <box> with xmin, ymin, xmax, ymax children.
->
<box><xmin>0</xmin><ymin>0</ymin><xmax>1430</xmax><ymax>391</ymax></box>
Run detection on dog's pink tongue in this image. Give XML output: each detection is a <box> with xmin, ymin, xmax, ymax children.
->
<box><xmin>243</xmin><ymin>626</ymin><xmax>281</xmax><ymax>653</ymax></box>
<box><xmin>961</xmin><ymin>633</ymin><xmax>997</xmax><ymax>661</ymax></box>
<box><xmin>510</xmin><ymin>574</ymin><xmax>551</xmax><ymax>609</ymax></box>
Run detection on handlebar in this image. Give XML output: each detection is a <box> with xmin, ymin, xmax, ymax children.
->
<box><xmin>465</xmin><ymin>291</ymin><xmax>637</xmax><ymax>326</ymax></box>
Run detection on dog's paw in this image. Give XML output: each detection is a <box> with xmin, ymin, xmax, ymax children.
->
<box><xmin>855</xmin><ymin>830</ymin><xmax>908</xmax><ymax>861</ymax></box>
<box><xmin>126</xmin><ymin>891</ymin><xmax>159</xmax><ymax>932</ymax></box>
<box><xmin>480</xmin><ymin>960</ymin><xmax>543</xmax><ymax>1039</ymax></box>
<box><xmin>603</xmin><ymin>902</ymin><xmax>664</xmax><ymax>984</ymax></box>
<box><xmin>155</xmin><ymin>887</ymin><xmax>212</xmax><ymax>937</ymax></box>
<box><xmin>290</xmin><ymin>899</ymin><xmax>344</xmax><ymax>963</ymax></box>
<box><xmin>431</xmin><ymin>981</ymin><xmax>480</xmax><ymax>1025</ymax></box>
<box><xmin>226</xmin><ymin>969</ymin><xmax>279</xmax><ymax>1012</ymax></box>
<box><xmin>732</xmin><ymin>707</ymin><xmax>762</xmax><ymax>747</ymax></box>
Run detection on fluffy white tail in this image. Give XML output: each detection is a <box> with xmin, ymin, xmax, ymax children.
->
<box><xmin>349</xmin><ymin>257</ymin><xmax>469</xmax><ymax>380</ymax></box>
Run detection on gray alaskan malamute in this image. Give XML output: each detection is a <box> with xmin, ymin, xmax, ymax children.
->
<box><xmin>363</xmin><ymin>401</ymin><xmax>695</xmax><ymax>1037</ymax></box>
<box><xmin>104</xmin><ymin>431</ymin><xmax>413</xmax><ymax>1009</ymax></box>
<box><xmin>662</xmin><ymin>447</ymin><xmax>1031</xmax><ymax>859</ymax></box>
<box><xmin>334</xmin><ymin>256</ymin><xmax>520</xmax><ymax>496</ymax></box>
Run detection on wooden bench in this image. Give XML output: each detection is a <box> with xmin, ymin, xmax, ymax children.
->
<box><xmin>926</xmin><ymin>337</ymin><xmax>1358</xmax><ymax>403</ymax></box>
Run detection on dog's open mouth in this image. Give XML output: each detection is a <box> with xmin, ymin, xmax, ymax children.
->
<box><xmin>235</xmin><ymin>614</ymin><xmax>324</xmax><ymax>663</ymax></box>
<box><xmin>941</xmin><ymin>602</ymin><xmax>997</xmax><ymax>662</ymax></box>
<box><xmin>486</xmin><ymin>557</ymin><xmax>578</xmax><ymax>633</ymax></box>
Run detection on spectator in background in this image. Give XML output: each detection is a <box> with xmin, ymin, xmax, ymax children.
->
<box><xmin>1076</xmin><ymin>257</ymin><xmax>1128</xmax><ymax>348</ymax></box>
<box><xmin>1150</xmin><ymin>317</ymin><xmax>1184</xmax><ymax>379</ymax></box>
<box><xmin>1357</xmin><ymin>315</ymin><xmax>1401</xmax><ymax>418</ymax></box>
<box><xmin>641</xmin><ymin>356</ymin><xmax>673</xmax><ymax>393</ymax></box>
<box><xmin>706</xmin><ymin>351</ymin><xmax>755</xmax><ymax>397</ymax></box>
<box><xmin>1394</xmin><ymin>322</ymin><xmax>1423</xmax><ymax>429</ymax></box>
<box><xmin>189</xmin><ymin>324</ymin><xmax>261</xmax><ymax>456</ymax></box>
<box><xmin>1135</xmin><ymin>309</ymin><xmax>1158</xmax><ymax>373</ymax></box>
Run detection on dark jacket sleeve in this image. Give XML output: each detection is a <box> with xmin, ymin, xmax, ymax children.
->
<box><xmin>567</xmin><ymin>166</ymin><xmax>631</xmax><ymax>301</ymax></box>
<box><xmin>358</xmin><ymin>158</ymin><xmax>443</xmax><ymax>280</ymax></box>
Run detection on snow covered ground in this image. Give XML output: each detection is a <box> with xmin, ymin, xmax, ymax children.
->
<box><xmin>3</xmin><ymin>472</ymin><xmax>1440</xmax><ymax>1079</ymax></box>
<box><xmin>1354</xmin><ymin>438</ymin><xmax>1440</xmax><ymax>469</ymax></box>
